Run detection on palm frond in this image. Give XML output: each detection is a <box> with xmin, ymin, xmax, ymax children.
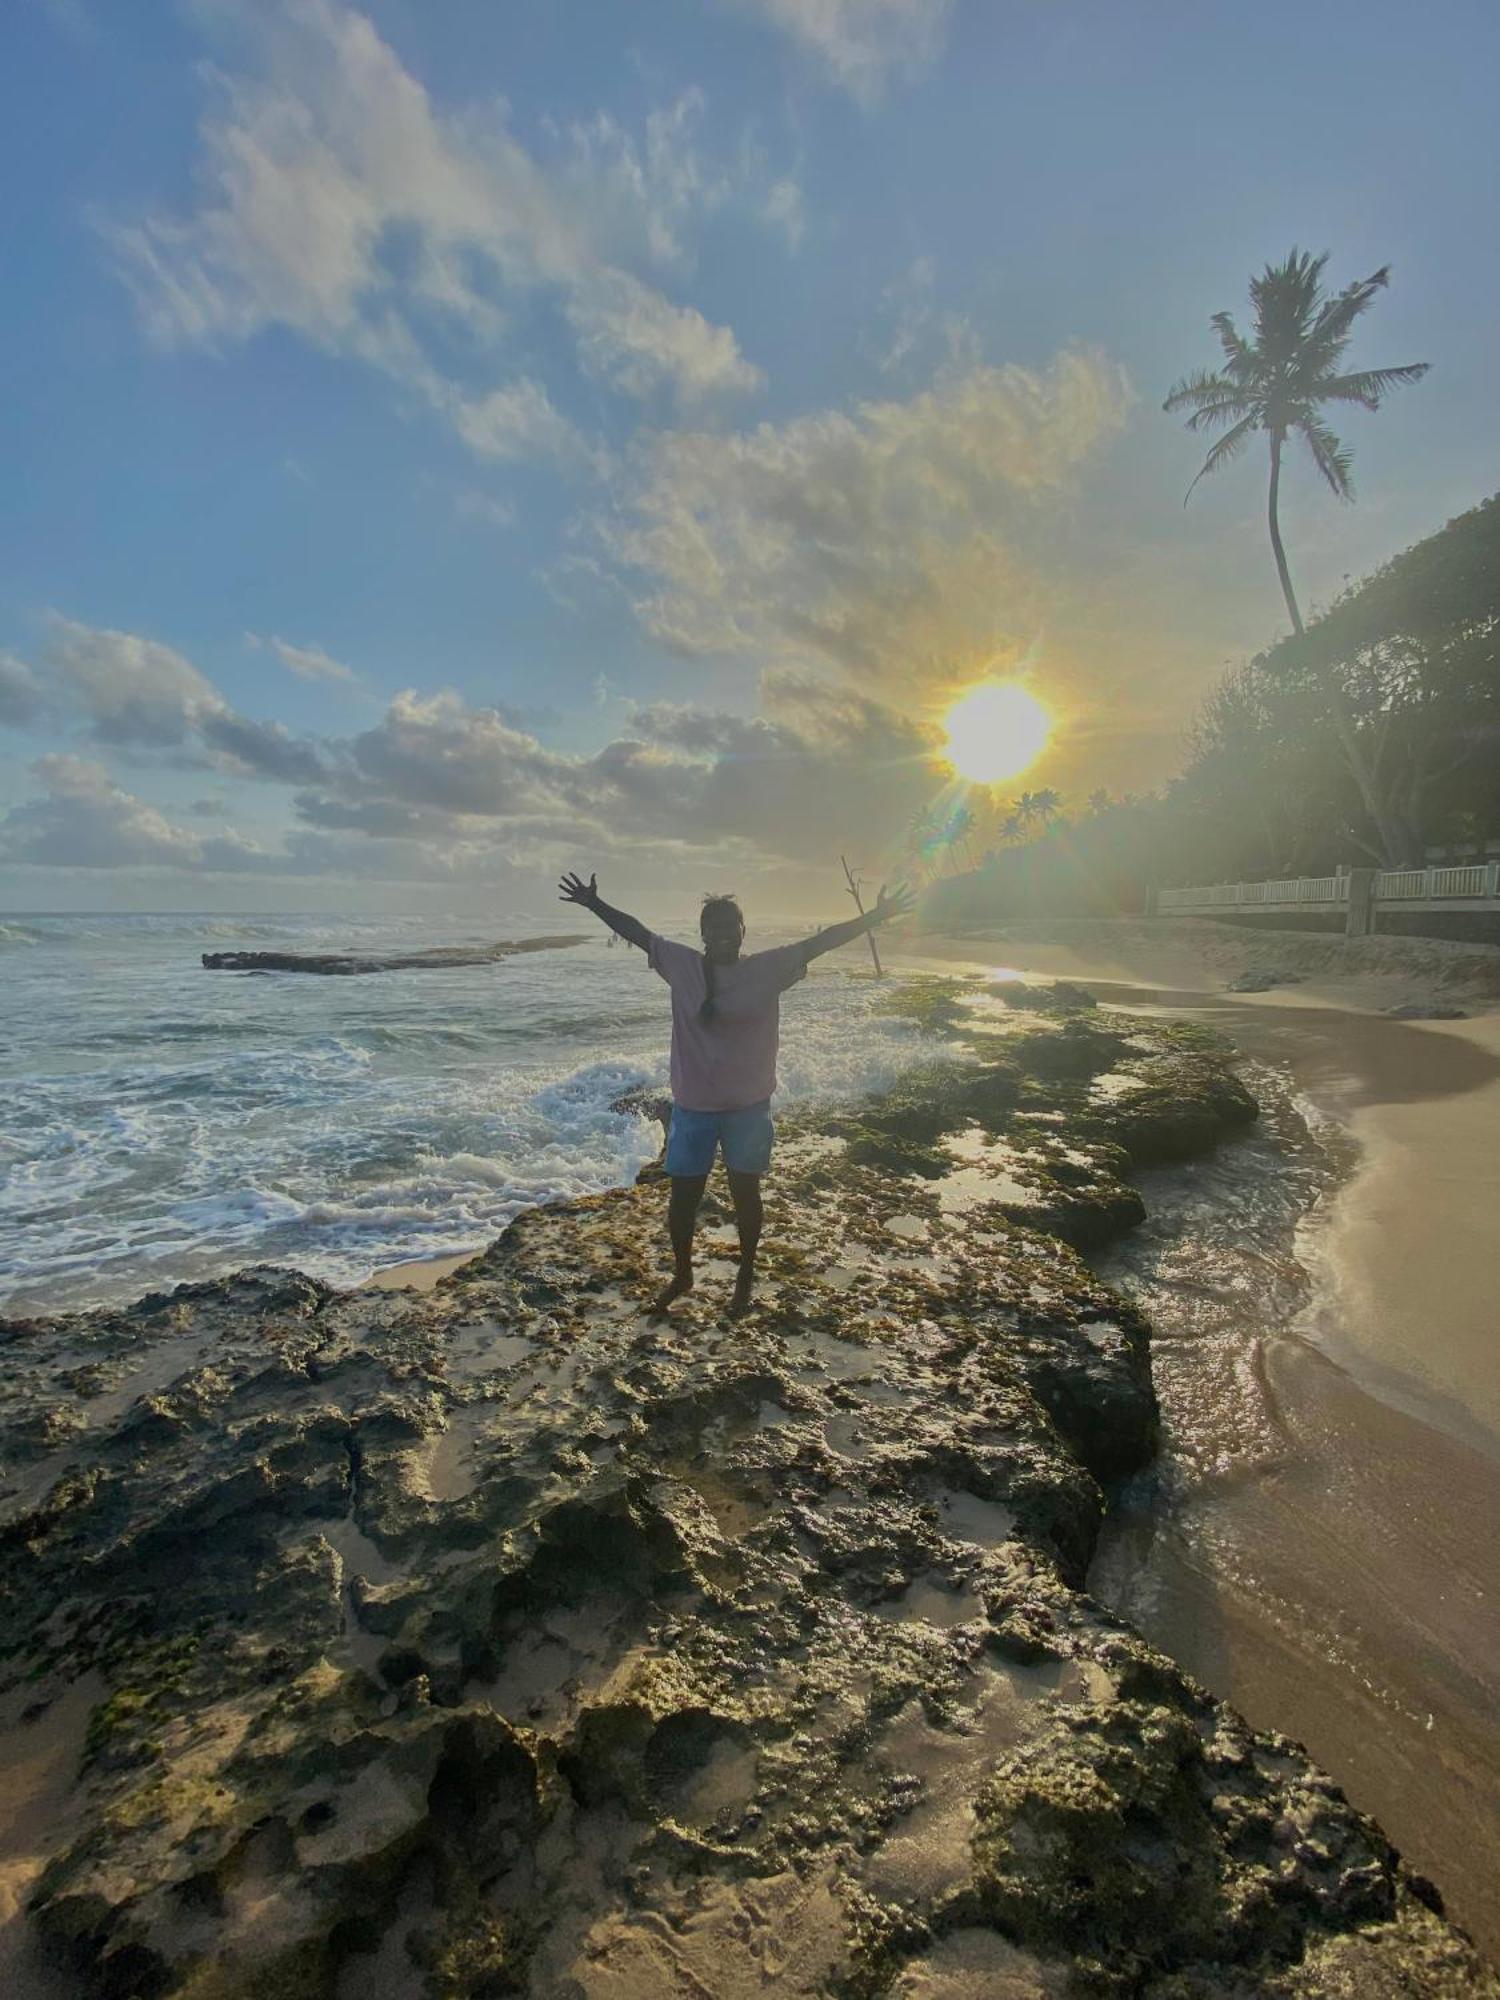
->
<box><xmin>1316</xmin><ymin>362</ymin><xmax>1430</xmax><ymax>410</ymax></box>
<box><xmin>1184</xmin><ymin>411</ymin><xmax>1258</xmax><ymax>504</ymax></box>
<box><xmin>1249</xmin><ymin>249</ymin><xmax>1328</xmax><ymax>350</ymax></box>
<box><xmin>1298</xmin><ymin>415</ymin><xmax>1355</xmax><ymax>500</ymax></box>
<box><xmin>1210</xmin><ymin>310</ymin><xmax>1253</xmax><ymax>374</ymax></box>
<box><xmin>1307</xmin><ymin>266</ymin><xmax>1391</xmax><ymax>358</ymax></box>
<box><xmin>1163</xmin><ymin>369</ymin><xmax>1257</xmax><ymax>432</ymax></box>
<box><xmin>1162</xmin><ymin>366</ymin><xmax>1232</xmax><ymax>413</ymax></box>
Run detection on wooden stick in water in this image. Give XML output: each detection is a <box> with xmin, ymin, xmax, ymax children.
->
<box><xmin>841</xmin><ymin>853</ymin><xmax>883</xmax><ymax>977</ymax></box>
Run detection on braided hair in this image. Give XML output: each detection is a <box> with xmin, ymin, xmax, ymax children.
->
<box><xmin>698</xmin><ymin>893</ymin><xmax>744</xmax><ymax>1022</ymax></box>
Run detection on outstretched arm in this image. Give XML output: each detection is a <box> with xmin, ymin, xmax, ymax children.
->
<box><xmin>558</xmin><ymin>871</ymin><xmax>652</xmax><ymax>952</ymax></box>
<box><xmin>796</xmin><ymin>881</ymin><xmax>915</xmax><ymax>963</ymax></box>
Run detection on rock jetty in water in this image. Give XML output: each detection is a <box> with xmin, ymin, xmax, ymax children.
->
<box><xmin>201</xmin><ymin>935</ymin><xmax>587</xmax><ymax>975</ymax></box>
<box><xmin>2</xmin><ymin>978</ymin><xmax>1493</xmax><ymax>1997</ymax></box>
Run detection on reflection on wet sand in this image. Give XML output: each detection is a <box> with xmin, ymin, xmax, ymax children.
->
<box><xmin>1085</xmin><ymin>997</ymin><xmax>1500</xmax><ymax>1960</ymax></box>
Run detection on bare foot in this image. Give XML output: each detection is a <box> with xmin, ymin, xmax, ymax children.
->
<box><xmin>651</xmin><ymin>1270</ymin><xmax>694</xmax><ymax>1314</ymax></box>
<box><xmin>728</xmin><ymin>1264</ymin><xmax>755</xmax><ymax>1318</ymax></box>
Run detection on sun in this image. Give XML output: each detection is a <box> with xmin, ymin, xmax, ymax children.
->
<box><xmin>941</xmin><ymin>682</ymin><xmax>1052</xmax><ymax>784</ymax></box>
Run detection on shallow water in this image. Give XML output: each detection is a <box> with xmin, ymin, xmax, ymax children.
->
<box><xmin>1089</xmin><ymin>1036</ymin><xmax>1500</xmax><ymax>1959</ymax></box>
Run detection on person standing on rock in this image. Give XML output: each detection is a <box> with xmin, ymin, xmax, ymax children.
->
<box><xmin>558</xmin><ymin>872</ymin><xmax>915</xmax><ymax>1316</ymax></box>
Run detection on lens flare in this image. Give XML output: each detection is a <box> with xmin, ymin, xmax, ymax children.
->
<box><xmin>941</xmin><ymin>682</ymin><xmax>1052</xmax><ymax>783</ymax></box>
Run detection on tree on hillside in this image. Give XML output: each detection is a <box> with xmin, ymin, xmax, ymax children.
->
<box><xmin>1019</xmin><ymin>788</ymin><xmax>1063</xmax><ymax>831</ymax></box>
<box><xmin>1257</xmin><ymin>493</ymin><xmax>1500</xmax><ymax>861</ymax></box>
<box><xmin>1174</xmin><ymin>659</ymin><xmax>1361</xmax><ymax>875</ymax></box>
<box><xmin>1164</xmin><ymin>250</ymin><xmax>1429</xmax><ymax>860</ymax></box>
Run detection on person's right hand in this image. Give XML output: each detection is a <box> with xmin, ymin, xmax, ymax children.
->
<box><xmin>558</xmin><ymin>870</ymin><xmax>599</xmax><ymax>908</ymax></box>
<box><xmin>872</xmin><ymin>880</ymin><xmax>916</xmax><ymax>924</ymax></box>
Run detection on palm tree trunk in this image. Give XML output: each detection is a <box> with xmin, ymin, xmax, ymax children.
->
<box><xmin>1267</xmin><ymin>430</ymin><xmax>1407</xmax><ymax>864</ymax></box>
<box><xmin>1267</xmin><ymin>431</ymin><xmax>1304</xmax><ymax>636</ymax></box>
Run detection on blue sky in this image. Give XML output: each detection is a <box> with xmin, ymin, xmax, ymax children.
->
<box><xmin>2</xmin><ymin>0</ymin><xmax>1495</xmax><ymax>913</ymax></box>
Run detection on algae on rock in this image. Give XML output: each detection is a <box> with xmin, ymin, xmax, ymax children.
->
<box><xmin>1</xmin><ymin>985</ymin><xmax>1492</xmax><ymax>1997</ymax></box>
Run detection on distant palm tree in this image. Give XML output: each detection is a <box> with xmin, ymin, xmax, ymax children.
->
<box><xmin>948</xmin><ymin>801</ymin><xmax>977</xmax><ymax>869</ymax></box>
<box><xmin>1087</xmin><ymin>788</ymin><xmax>1110</xmax><ymax>817</ymax></box>
<box><xmin>1164</xmin><ymin>250</ymin><xmax>1428</xmax><ymax>637</ymax></box>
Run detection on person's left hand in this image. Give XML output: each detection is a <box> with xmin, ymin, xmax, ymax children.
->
<box><xmin>558</xmin><ymin>870</ymin><xmax>599</xmax><ymax>908</ymax></box>
<box><xmin>872</xmin><ymin>880</ymin><xmax>916</xmax><ymax>924</ymax></box>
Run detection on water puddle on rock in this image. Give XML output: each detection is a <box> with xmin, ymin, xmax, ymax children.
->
<box><xmin>883</xmin><ymin>1213</ymin><xmax>929</xmax><ymax>1242</ymax></box>
<box><xmin>871</xmin><ymin>1573</ymin><xmax>985</xmax><ymax>1630</ymax></box>
<box><xmin>320</xmin><ymin>1517</ymin><xmax>404</xmax><ymax>1679</ymax></box>
<box><xmin>890</xmin><ymin>1929</ymin><xmax>1068</xmax><ymax>1996</ymax></box>
<box><xmin>1090</xmin><ymin>1070</ymin><xmax>1147</xmax><ymax>1102</ymax></box>
<box><xmin>480</xmin><ymin>1620</ymin><xmax>652</xmax><ymax>1735</ymax></box>
<box><xmin>823</xmin><ymin>1413</ymin><xmax>881</xmax><ymax>1462</ymax></box>
<box><xmin>411</xmin><ymin>1409</ymin><xmax>490</xmax><ymax>1502</ymax></box>
<box><xmin>660</xmin><ymin>1736</ymin><xmax>761</xmax><ymax>1830</ymax></box>
<box><xmin>929</xmin><ymin>1488</ymin><xmax>1017</xmax><ymax>1548</ymax></box>
<box><xmin>654</xmin><ymin>1466</ymin><xmax>772</xmax><ymax>1540</ymax></box>
<box><xmin>936</xmin><ymin>1128</ymin><xmax>1043</xmax><ymax>1213</ymax></box>
<box><xmin>444</xmin><ymin>1317</ymin><xmax>535</xmax><ymax>1381</ymax></box>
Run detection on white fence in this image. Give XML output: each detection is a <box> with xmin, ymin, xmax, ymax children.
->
<box><xmin>1158</xmin><ymin>862</ymin><xmax>1500</xmax><ymax>917</ymax></box>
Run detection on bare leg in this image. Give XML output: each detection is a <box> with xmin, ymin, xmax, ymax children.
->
<box><xmin>726</xmin><ymin>1169</ymin><xmax>763</xmax><ymax>1317</ymax></box>
<box><xmin>653</xmin><ymin>1173</ymin><xmax>708</xmax><ymax>1311</ymax></box>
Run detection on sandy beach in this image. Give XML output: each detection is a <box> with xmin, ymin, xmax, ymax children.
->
<box><xmin>900</xmin><ymin>917</ymin><xmax>1500</xmax><ymax>1955</ymax></box>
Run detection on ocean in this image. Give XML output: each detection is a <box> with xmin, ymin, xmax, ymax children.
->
<box><xmin>1</xmin><ymin>911</ymin><xmax>934</xmax><ymax>1316</ymax></box>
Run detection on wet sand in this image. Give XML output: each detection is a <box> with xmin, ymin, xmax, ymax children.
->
<box><xmin>363</xmin><ymin>1247</ymin><xmax>483</xmax><ymax>1293</ymax></box>
<box><xmin>899</xmin><ymin>925</ymin><xmax>1500</xmax><ymax>1956</ymax></box>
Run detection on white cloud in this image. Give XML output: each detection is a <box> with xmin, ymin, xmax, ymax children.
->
<box><xmin>45</xmin><ymin>617</ymin><xmax>220</xmax><ymax>744</ymax></box>
<box><xmin>28</xmin><ymin>616</ymin><xmax>335</xmax><ymax>786</ymax></box>
<box><xmin>0</xmin><ymin>652</ymin><xmax>47</xmax><ymax>728</ymax></box>
<box><xmin>264</xmin><ymin>636</ymin><xmax>358</xmax><ymax>684</ymax></box>
<box><xmin>198</xmin><ymin>708</ymin><xmax>330</xmax><ymax>785</ymax></box>
<box><xmin>452</xmin><ymin>488</ymin><xmax>517</xmax><ymax>530</ymax></box>
<box><xmin>761</xmin><ymin>177</ymin><xmax>806</xmax><ymax>251</ymax></box>
<box><xmin>347</xmin><ymin>688</ymin><xmax>575</xmax><ymax>817</ymax></box>
<box><xmin>4</xmin><ymin>621</ymin><xmax>959</xmax><ymax>890</ymax></box>
<box><xmin>0</xmin><ymin>756</ymin><xmax>267</xmax><ymax>871</ymax></box>
<box><xmin>559</xmin><ymin>90</ymin><xmax>730</xmax><ymax>271</ymax></box>
<box><xmin>605</xmin><ymin>348</ymin><xmax>1134</xmax><ymax>689</ymax></box>
<box><xmin>449</xmin><ymin>376</ymin><xmax>596</xmax><ymax>467</ymax></box>
<box><xmin>110</xmin><ymin>0</ymin><xmax>772</xmax><ymax>445</ymax></box>
<box><xmin>731</xmin><ymin>0</ymin><xmax>953</xmax><ymax>103</ymax></box>
<box><xmin>565</xmin><ymin>270</ymin><xmax>763</xmax><ymax>402</ymax></box>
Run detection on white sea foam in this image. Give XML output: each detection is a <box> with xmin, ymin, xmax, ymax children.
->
<box><xmin>1</xmin><ymin>912</ymin><xmax>950</xmax><ymax>1313</ymax></box>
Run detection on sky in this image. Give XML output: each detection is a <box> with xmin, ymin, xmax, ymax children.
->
<box><xmin>2</xmin><ymin>0</ymin><xmax>1496</xmax><ymax>917</ymax></box>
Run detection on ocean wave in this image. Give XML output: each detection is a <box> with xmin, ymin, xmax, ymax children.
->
<box><xmin>0</xmin><ymin>948</ymin><xmax>956</xmax><ymax>1316</ymax></box>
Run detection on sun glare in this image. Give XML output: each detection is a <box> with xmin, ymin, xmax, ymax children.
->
<box><xmin>941</xmin><ymin>682</ymin><xmax>1052</xmax><ymax>784</ymax></box>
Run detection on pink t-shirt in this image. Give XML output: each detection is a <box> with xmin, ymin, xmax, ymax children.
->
<box><xmin>647</xmin><ymin>935</ymin><xmax>808</xmax><ymax>1112</ymax></box>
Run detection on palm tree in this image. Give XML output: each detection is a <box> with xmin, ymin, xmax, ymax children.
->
<box><xmin>1164</xmin><ymin>250</ymin><xmax>1429</xmax><ymax>860</ymax></box>
<box><xmin>1164</xmin><ymin>250</ymin><xmax>1428</xmax><ymax>637</ymax></box>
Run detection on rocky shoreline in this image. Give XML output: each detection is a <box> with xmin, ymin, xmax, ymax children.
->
<box><xmin>3</xmin><ymin>979</ymin><xmax>1494</xmax><ymax>1997</ymax></box>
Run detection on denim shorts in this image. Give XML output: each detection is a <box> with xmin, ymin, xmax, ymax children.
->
<box><xmin>664</xmin><ymin>1098</ymin><xmax>774</xmax><ymax>1176</ymax></box>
